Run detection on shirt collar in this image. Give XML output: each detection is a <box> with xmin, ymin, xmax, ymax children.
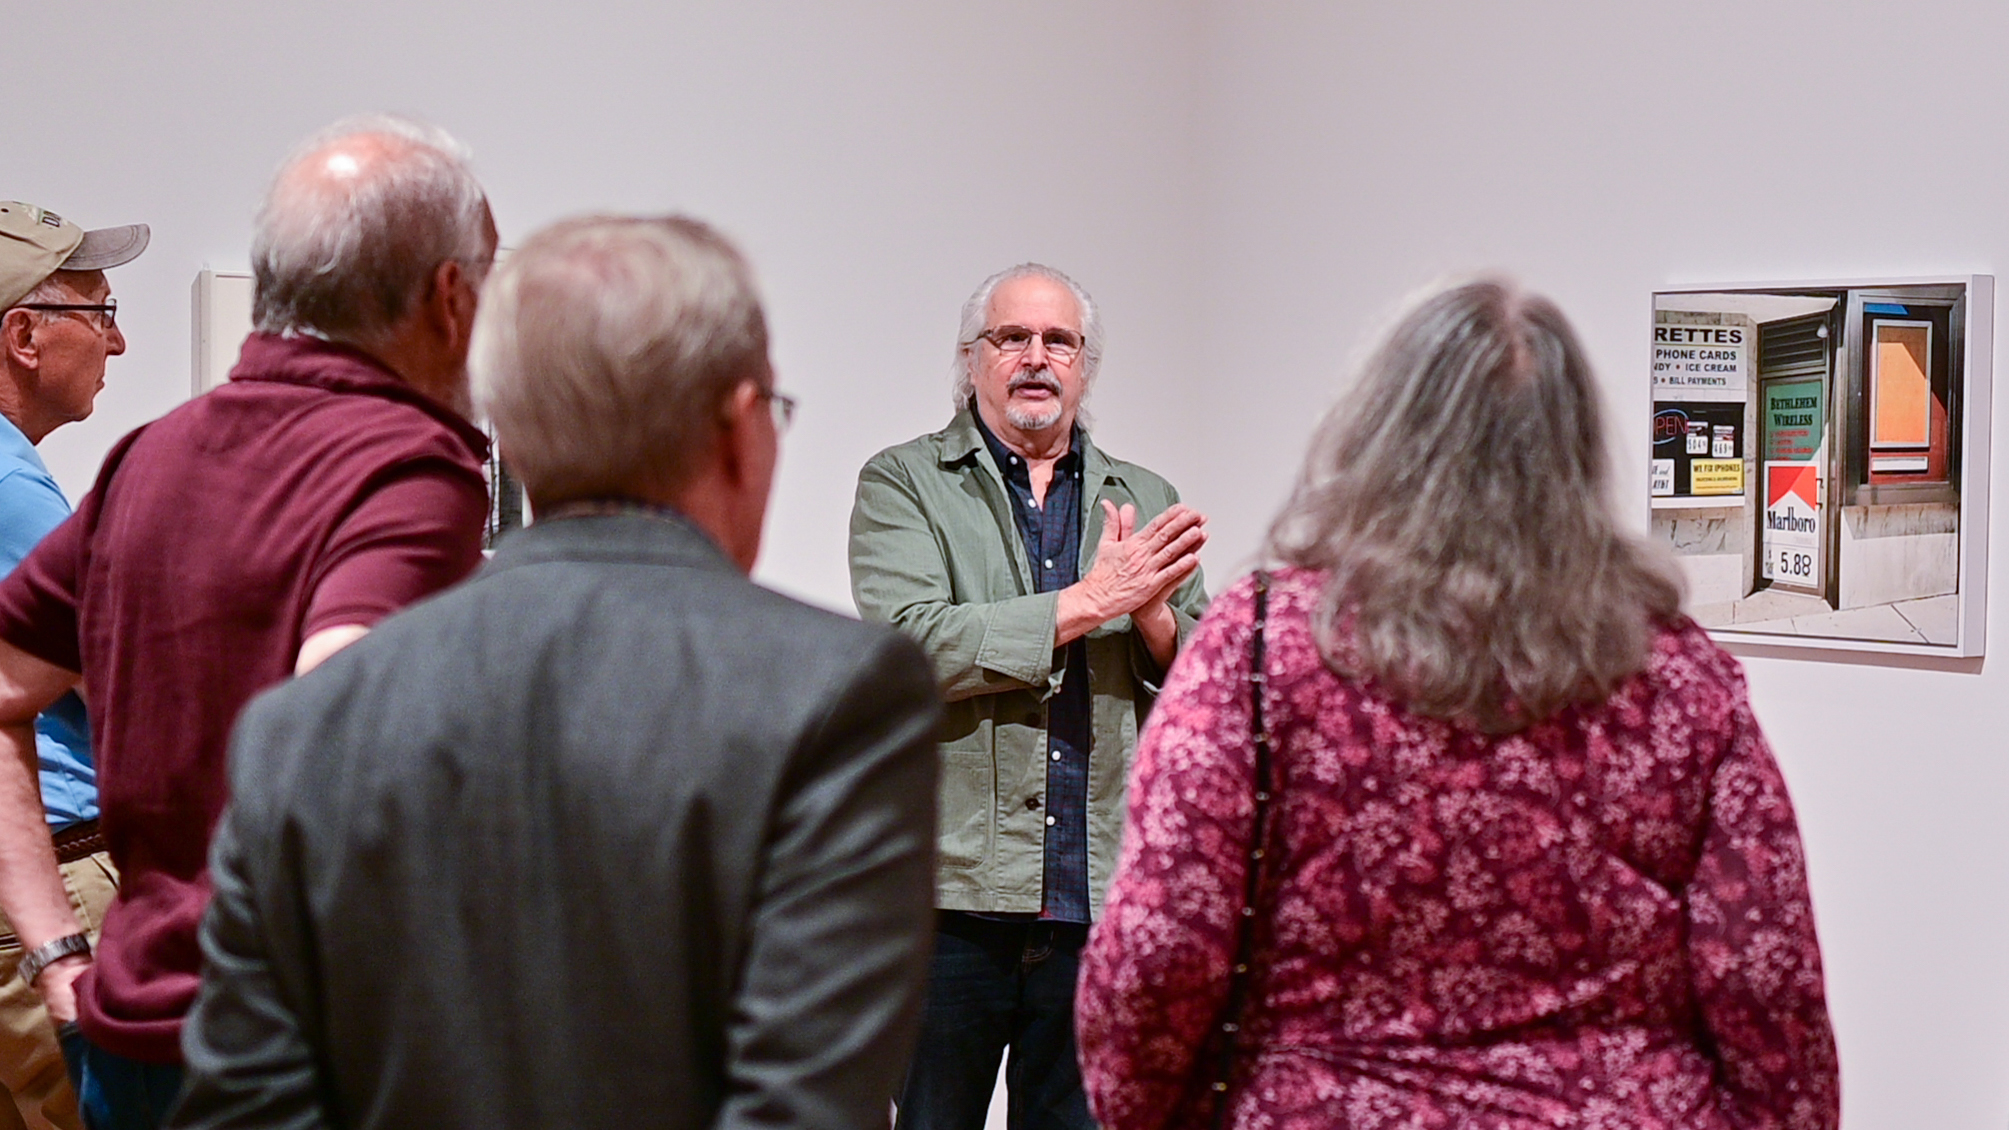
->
<box><xmin>966</xmin><ymin>400</ymin><xmax>1084</xmax><ymax>478</ymax></box>
<box><xmin>0</xmin><ymin>413</ymin><xmax>49</xmax><ymax>476</ymax></box>
<box><xmin>227</xmin><ymin>332</ymin><xmax>491</xmax><ymax>459</ymax></box>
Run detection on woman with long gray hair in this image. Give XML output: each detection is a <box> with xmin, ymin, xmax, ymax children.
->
<box><xmin>1076</xmin><ymin>279</ymin><xmax>1839</xmax><ymax>1130</ymax></box>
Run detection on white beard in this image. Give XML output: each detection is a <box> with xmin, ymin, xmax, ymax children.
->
<box><xmin>1005</xmin><ymin>400</ymin><xmax>1064</xmax><ymax>432</ymax></box>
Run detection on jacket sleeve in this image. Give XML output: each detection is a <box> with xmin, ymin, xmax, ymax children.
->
<box><xmin>1130</xmin><ymin>540</ymin><xmax>1210</xmax><ymax>692</ymax></box>
<box><xmin>1077</xmin><ymin>578</ymin><xmax>1256</xmax><ymax>1130</ymax></box>
<box><xmin>1164</xmin><ymin>480</ymin><xmax>1210</xmax><ymax>649</ymax></box>
<box><xmin>172</xmin><ymin>700</ymin><xmax>330</xmax><ymax>1130</ymax></box>
<box><xmin>849</xmin><ymin>452</ymin><xmax>1062</xmax><ymax>701</ymax></box>
<box><xmin>716</xmin><ymin>630</ymin><xmax>943</xmax><ymax>1130</ymax></box>
<box><xmin>1685</xmin><ymin>693</ymin><xmax>1841</xmax><ymax>1130</ymax></box>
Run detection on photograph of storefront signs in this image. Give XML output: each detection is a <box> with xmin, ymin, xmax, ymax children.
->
<box><xmin>1649</xmin><ymin>279</ymin><xmax>1991</xmax><ymax>655</ymax></box>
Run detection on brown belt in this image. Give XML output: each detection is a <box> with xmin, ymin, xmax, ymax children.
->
<box><xmin>52</xmin><ymin>819</ymin><xmax>106</xmax><ymax>865</ymax></box>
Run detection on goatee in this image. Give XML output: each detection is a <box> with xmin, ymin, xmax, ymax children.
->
<box><xmin>1005</xmin><ymin>369</ymin><xmax>1065</xmax><ymax>432</ymax></box>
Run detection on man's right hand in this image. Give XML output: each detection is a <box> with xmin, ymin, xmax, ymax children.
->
<box><xmin>1055</xmin><ymin>501</ymin><xmax>1206</xmax><ymax>647</ymax></box>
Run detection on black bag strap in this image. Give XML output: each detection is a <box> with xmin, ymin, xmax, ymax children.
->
<box><xmin>1205</xmin><ymin>570</ymin><xmax>1274</xmax><ymax>1126</ymax></box>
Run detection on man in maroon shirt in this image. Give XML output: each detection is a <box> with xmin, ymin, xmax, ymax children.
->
<box><xmin>0</xmin><ymin>114</ymin><xmax>496</xmax><ymax>1129</ymax></box>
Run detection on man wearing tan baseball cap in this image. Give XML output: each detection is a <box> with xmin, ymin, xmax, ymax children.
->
<box><xmin>0</xmin><ymin>202</ymin><xmax>146</xmax><ymax>441</ymax></box>
<box><xmin>0</xmin><ymin>202</ymin><xmax>148</xmax><ymax>311</ymax></box>
<box><xmin>0</xmin><ymin>199</ymin><xmax>145</xmax><ymax>1130</ymax></box>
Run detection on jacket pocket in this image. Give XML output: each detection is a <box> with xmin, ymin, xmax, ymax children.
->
<box><xmin>936</xmin><ymin>749</ymin><xmax>994</xmax><ymax>870</ymax></box>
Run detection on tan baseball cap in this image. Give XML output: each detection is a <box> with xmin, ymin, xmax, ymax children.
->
<box><xmin>0</xmin><ymin>201</ymin><xmax>150</xmax><ymax>310</ymax></box>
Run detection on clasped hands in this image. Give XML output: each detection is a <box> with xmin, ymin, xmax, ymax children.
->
<box><xmin>1055</xmin><ymin>501</ymin><xmax>1206</xmax><ymax>653</ymax></box>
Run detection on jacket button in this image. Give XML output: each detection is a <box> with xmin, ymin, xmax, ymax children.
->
<box><xmin>1025</xmin><ymin>796</ymin><xmax>1041</xmax><ymax>811</ymax></box>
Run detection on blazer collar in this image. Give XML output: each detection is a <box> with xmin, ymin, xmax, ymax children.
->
<box><xmin>483</xmin><ymin>508</ymin><xmax>740</xmax><ymax>577</ymax></box>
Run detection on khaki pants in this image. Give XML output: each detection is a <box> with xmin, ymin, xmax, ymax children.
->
<box><xmin>0</xmin><ymin>852</ymin><xmax>118</xmax><ymax>1130</ymax></box>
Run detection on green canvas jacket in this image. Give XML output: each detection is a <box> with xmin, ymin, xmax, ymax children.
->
<box><xmin>848</xmin><ymin>409</ymin><xmax>1208</xmax><ymax>918</ymax></box>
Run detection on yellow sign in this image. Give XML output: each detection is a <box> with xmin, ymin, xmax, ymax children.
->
<box><xmin>1689</xmin><ymin>459</ymin><xmax>1744</xmax><ymax>496</ymax></box>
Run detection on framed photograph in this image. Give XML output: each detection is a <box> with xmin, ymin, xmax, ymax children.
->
<box><xmin>1649</xmin><ymin>276</ymin><xmax>1992</xmax><ymax>657</ymax></box>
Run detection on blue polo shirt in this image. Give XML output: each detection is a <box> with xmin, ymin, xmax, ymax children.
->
<box><xmin>0</xmin><ymin>415</ymin><xmax>95</xmax><ymax>828</ymax></box>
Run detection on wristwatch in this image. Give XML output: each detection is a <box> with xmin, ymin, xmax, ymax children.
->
<box><xmin>17</xmin><ymin>933</ymin><xmax>90</xmax><ymax>986</ymax></box>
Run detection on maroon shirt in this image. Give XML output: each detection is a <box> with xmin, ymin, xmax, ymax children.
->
<box><xmin>0</xmin><ymin>333</ymin><xmax>490</xmax><ymax>1062</ymax></box>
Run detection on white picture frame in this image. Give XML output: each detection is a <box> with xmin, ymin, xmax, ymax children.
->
<box><xmin>1649</xmin><ymin>275</ymin><xmax>1991</xmax><ymax>659</ymax></box>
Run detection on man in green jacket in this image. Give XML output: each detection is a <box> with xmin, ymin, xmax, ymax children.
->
<box><xmin>849</xmin><ymin>263</ymin><xmax>1208</xmax><ymax>1130</ymax></box>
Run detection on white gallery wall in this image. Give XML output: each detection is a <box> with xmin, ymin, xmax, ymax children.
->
<box><xmin>8</xmin><ymin>1</ymin><xmax>2009</xmax><ymax>1125</ymax></box>
<box><xmin>7</xmin><ymin>0</ymin><xmax>1208</xmax><ymax>613</ymax></box>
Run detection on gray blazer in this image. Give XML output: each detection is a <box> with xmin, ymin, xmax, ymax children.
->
<box><xmin>171</xmin><ymin>512</ymin><xmax>942</xmax><ymax>1130</ymax></box>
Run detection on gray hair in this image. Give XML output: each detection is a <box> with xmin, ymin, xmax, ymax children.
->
<box><xmin>2</xmin><ymin>275</ymin><xmax>88</xmax><ymax>333</ymax></box>
<box><xmin>1266</xmin><ymin>278</ymin><xmax>1685</xmax><ymax>733</ymax></box>
<box><xmin>12</xmin><ymin>274</ymin><xmax>73</xmax><ymax>310</ymax></box>
<box><xmin>950</xmin><ymin>263</ymin><xmax>1104</xmax><ymax>413</ymax></box>
<box><xmin>470</xmin><ymin>214</ymin><xmax>770</xmax><ymax>507</ymax></box>
<box><xmin>251</xmin><ymin>114</ymin><xmax>489</xmax><ymax>346</ymax></box>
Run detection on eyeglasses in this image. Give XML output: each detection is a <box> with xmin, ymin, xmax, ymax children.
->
<box><xmin>758</xmin><ymin>387</ymin><xmax>798</xmax><ymax>434</ymax></box>
<box><xmin>15</xmin><ymin>298</ymin><xmax>118</xmax><ymax>331</ymax></box>
<box><xmin>973</xmin><ymin>324</ymin><xmax>1084</xmax><ymax>363</ymax></box>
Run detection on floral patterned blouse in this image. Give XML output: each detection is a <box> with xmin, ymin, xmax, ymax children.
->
<box><xmin>1077</xmin><ymin>569</ymin><xmax>1839</xmax><ymax>1130</ymax></box>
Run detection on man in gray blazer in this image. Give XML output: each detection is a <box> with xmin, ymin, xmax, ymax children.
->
<box><xmin>169</xmin><ymin>215</ymin><xmax>943</xmax><ymax>1130</ymax></box>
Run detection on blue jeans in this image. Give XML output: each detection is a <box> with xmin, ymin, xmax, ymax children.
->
<box><xmin>57</xmin><ymin>1023</ymin><xmax>184</xmax><ymax>1130</ymax></box>
<box><xmin>894</xmin><ymin>914</ymin><xmax>1094</xmax><ymax>1130</ymax></box>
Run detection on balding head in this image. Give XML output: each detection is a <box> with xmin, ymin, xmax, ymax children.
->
<box><xmin>251</xmin><ymin>115</ymin><xmax>492</xmax><ymax>349</ymax></box>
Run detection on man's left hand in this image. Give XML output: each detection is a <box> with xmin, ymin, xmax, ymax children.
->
<box><xmin>36</xmin><ymin>954</ymin><xmax>88</xmax><ymax>1023</ymax></box>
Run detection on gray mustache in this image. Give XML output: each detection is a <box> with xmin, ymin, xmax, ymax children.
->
<box><xmin>1007</xmin><ymin>370</ymin><xmax>1061</xmax><ymax>395</ymax></box>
